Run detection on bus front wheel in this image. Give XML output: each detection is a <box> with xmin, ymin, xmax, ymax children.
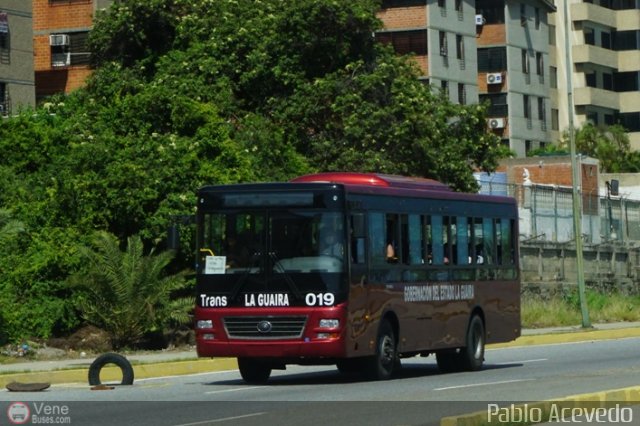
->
<box><xmin>237</xmin><ymin>357</ymin><xmax>272</xmax><ymax>384</ymax></box>
<box><xmin>365</xmin><ymin>320</ymin><xmax>397</xmax><ymax>380</ymax></box>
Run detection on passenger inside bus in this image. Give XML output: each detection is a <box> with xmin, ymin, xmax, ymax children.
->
<box><xmin>320</xmin><ymin>230</ymin><xmax>344</xmax><ymax>257</ymax></box>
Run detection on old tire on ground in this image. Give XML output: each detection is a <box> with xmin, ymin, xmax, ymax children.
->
<box><xmin>237</xmin><ymin>357</ymin><xmax>272</xmax><ymax>384</ymax></box>
<box><xmin>88</xmin><ymin>352</ymin><xmax>134</xmax><ymax>386</ymax></box>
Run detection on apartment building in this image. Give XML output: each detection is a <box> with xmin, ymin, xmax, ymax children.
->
<box><xmin>33</xmin><ymin>0</ymin><xmax>112</xmax><ymax>100</ymax></box>
<box><xmin>377</xmin><ymin>0</ymin><xmax>556</xmax><ymax>157</ymax></box>
<box><xmin>550</xmin><ymin>0</ymin><xmax>640</xmax><ymax>150</ymax></box>
<box><xmin>0</xmin><ymin>0</ymin><xmax>36</xmax><ymax>116</ymax></box>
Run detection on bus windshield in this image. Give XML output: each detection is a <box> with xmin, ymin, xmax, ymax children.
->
<box><xmin>197</xmin><ymin>210</ymin><xmax>347</xmax><ymax>305</ymax></box>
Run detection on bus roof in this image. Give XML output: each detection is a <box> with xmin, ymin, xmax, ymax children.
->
<box><xmin>290</xmin><ymin>172</ymin><xmax>451</xmax><ymax>192</ymax></box>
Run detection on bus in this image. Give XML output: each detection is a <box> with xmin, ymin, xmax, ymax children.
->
<box><xmin>193</xmin><ymin>172</ymin><xmax>520</xmax><ymax>383</ymax></box>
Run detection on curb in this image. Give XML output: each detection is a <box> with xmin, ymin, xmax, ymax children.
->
<box><xmin>0</xmin><ymin>358</ymin><xmax>237</xmax><ymax>389</ymax></box>
<box><xmin>440</xmin><ymin>386</ymin><xmax>640</xmax><ymax>426</ymax></box>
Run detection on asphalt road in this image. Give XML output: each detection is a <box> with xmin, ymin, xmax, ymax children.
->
<box><xmin>2</xmin><ymin>336</ymin><xmax>639</xmax><ymax>425</ymax></box>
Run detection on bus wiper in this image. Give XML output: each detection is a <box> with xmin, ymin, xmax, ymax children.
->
<box><xmin>270</xmin><ymin>252</ymin><xmax>303</xmax><ymax>300</ymax></box>
<box><xmin>229</xmin><ymin>252</ymin><xmax>261</xmax><ymax>302</ymax></box>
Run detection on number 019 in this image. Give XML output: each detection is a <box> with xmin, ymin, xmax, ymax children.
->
<box><xmin>305</xmin><ymin>293</ymin><xmax>335</xmax><ymax>306</ymax></box>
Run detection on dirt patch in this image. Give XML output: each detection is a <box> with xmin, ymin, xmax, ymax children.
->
<box><xmin>47</xmin><ymin>325</ymin><xmax>111</xmax><ymax>353</ymax></box>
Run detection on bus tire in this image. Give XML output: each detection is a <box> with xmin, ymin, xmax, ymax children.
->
<box><xmin>88</xmin><ymin>353</ymin><xmax>134</xmax><ymax>386</ymax></box>
<box><xmin>237</xmin><ymin>358</ymin><xmax>272</xmax><ymax>384</ymax></box>
<box><xmin>365</xmin><ymin>320</ymin><xmax>397</xmax><ymax>380</ymax></box>
<box><xmin>459</xmin><ymin>315</ymin><xmax>485</xmax><ymax>371</ymax></box>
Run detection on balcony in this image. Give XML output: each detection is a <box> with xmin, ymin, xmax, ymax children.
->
<box><xmin>571</xmin><ymin>3</ymin><xmax>615</xmax><ymax>27</ymax></box>
<box><xmin>616</xmin><ymin>9</ymin><xmax>640</xmax><ymax>31</ymax></box>
<box><xmin>619</xmin><ymin>92</ymin><xmax>640</xmax><ymax>113</ymax></box>
<box><xmin>618</xmin><ymin>50</ymin><xmax>640</xmax><ymax>72</ymax></box>
<box><xmin>574</xmin><ymin>87</ymin><xmax>619</xmax><ymax>110</ymax></box>
<box><xmin>572</xmin><ymin>44</ymin><xmax>617</xmax><ymax>68</ymax></box>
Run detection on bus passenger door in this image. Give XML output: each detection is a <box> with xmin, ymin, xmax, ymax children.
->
<box><xmin>346</xmin><ymin>213</ymin><xmax>370</xmax><ymax>356</ymax></box>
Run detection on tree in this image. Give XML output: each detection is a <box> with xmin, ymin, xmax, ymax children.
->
<box><xmin>68</xmin><ymin>232</ymin><xmax>192</xmax><ymax>349</ymax></box>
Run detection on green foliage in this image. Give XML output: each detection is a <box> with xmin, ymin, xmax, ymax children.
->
<box><xmin>68</xmin><ymin>232</ymin><xmax>193</xmax><ymax>349</ymax></box>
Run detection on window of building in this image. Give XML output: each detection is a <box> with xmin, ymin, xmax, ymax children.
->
<box><xmin>376</xmin><ymin>30</ymin><xmax>428</xmax><ymax>56</ymax></box>
<box><xmin>550</xmin><ymin>66</ymin><xmax>557</xmax><ymax>88</ymax></box>
<box><xmin>476</xmin><ymin>2</ymin><xmax>505</xmax><ymax>24</ymax></box>
<box><xmin>603</xmin><ymin>73</ymin><xmax>613</xmax><ymax>90</ymax></box>
<box><xmin>477</xmin><ymin>47</ymin><xmax>507</xmax><ymax>72</ymax></box>
<box><xmin>604</xmin><ymin>114</ymin><xmax>615</xmax><ymax>125</ymax></box>
<box><xmin>441</xmin><ymin>80</ymin><xmax>449</xmax><ymax>94</ymax></box>
<box><xmin>601</xmin><ymin>32</ymin><xmax>611</xmax><ymax>49</ymax></box>
<box><xmin>439</xmin><ymin>0</ymin><xmax>447</xmax><ymax>16</ymax></box>
<box><xmin>50</xmin><ymin>31</ymin><xmax>90</xmax><ymax>67</ymax></box>
<box><xmin>0</xmin><ymin>82</ymin><xmax>7</xmax><ymax>116</ymax></box>
<box><xmin>538</xmin><ymin>97</ymin><xmax>546</xmax><ymax>126</ymax></box>
<box><xmin>522</xmin><ymin>49</ymin><xmax>529</xmax><ymax>74</ymax></box>
<box><xmin>549</xmin><ymin>25</ymin><xmax>556</xmax><ymax>45</ymax></box>
<box><xmin>536</xmin><ymin>52</ymin><xmax>544</xmax><ymax>82</ymax></box>
<box><xmin>587</xmin><ymin>112</ymin><xmax>598</xmax><ymax>125</ymax></box>
<box><xmin>520</xmin><ymin>4</ymin><xmax>527</xmax><ymax>26</ymax></box>
<box><xmin>0</xmin><ymin>11</ymin><xmax>8</xmax><ymax>64</ymax></box>
<box><xmin>458</xmin><ymin>83</ymin><xmax>466</xmax><ymax>105</ymax></box>
<box><xmin>455</xmin><ymin>0</ymin><xmax>463</xmax><ymax>19</ymax></box>
<box><xmin>439</xmin><ymin>31</ymin><xmax>448</xmax><ymax>56</ymax></box>
<box><xmin>552</xmin><ymin>108</ymin><xmax>559</xmax><ymax>130</ymax></box>
<box><xmin>381</xmin><ymin>0</ymin><xmax>426</xmax><ymax>7</ymax></box>
<box><xmin>584</xmin><ymin>28</ymin><xmax>595</xmax><ymax>45</ymax></box>
<box><xmin>456</xmin><ymin>34</ymin><xmax>464</xmax><ymax>60</ymax></box>
<box><xmin>479</xmin><ymin>93</ymin><xmax>508</xmax><ymax>117</ymax></box>
<box><xmin>524</xmin><ymin>95</ymin><xmax>531</xmax><ymax>124</ymax></box>
<box><xmin>585</xmin><ymin>72</ymin><xmax>597</xmax><ymax>88</ymax></box>
<box><xmin>535</xmin><ymin>8</ymin><xmax>540</xmax><ymax>30</ymax></box>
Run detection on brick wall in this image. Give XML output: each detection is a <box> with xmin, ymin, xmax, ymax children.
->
<box><xmin>476</xmin><ymin>24</ymin><xmax>505</xmax><ymax>46</ymax></box>
<box><xmin>33</xmin><ymin>0</ymin><xmax>94</xmax><ymax>31</ymax></box>
<box><xmin>33</xmin><ymin>0</ymin><xmax>96</xmax><ymax>97</ymax></box>
<box><xmin>377</xmin><ymin>6</ymin><xmax>427</xmax><ymax>29</ymax></box>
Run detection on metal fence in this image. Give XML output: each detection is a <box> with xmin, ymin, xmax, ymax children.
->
<box><xmin>478</xmin><ymin>181</ymin><xmax>640</xmax><ymax>244</ymax></box>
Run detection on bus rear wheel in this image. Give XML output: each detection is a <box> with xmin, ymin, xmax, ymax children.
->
<box><xmin>237</xmin><ymin>358</ymin><xmax>272</xmax><ymax>384</ymax></box>
<box><xmin>365</xmin><ymin>320</ymin><xmax>397</xmax><ymax>380</ymax></box>
<box><xmin>436</xmin><ymin>315</ymin><xmax>485</xmax><ymax>373</ymax></box>
<box><xmin>459</xmin><ymin>315</ymin><xmax>485</xmax><ymax>371</ymax></box>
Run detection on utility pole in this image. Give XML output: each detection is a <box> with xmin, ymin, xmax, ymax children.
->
<box><xmin>564</xmin><ymin>0</ymin><xmax>591</xmax><ymax>328</ymax></box>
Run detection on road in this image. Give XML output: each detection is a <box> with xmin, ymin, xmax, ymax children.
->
<box><xmin>1</xmin><ymin>337</ymin><xmax>639</xmax><ymax>425</ymax></box>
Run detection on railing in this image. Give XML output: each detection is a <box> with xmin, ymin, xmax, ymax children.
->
<box><xmin>478</xmin><ymin>182</ymin><xmax>640</xmax><ymax>244</ymax></box>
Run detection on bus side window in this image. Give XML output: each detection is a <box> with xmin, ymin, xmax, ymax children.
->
<box><xmin>431</xmin><ymin>215</ymin><xmax>445</xmax><ymax>265</ymax></box>
<box><xmin>369</xmin><ymin>212</ymin><xmax>386</xmax><ymax>266</ymax></box>
<box><xmin>350</xmin><ymin>213</ymin><xmax>366</xmax><ymax>264</ymax></box>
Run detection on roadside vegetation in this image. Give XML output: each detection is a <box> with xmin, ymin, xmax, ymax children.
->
<box><xmin>522</xmin><ymin>290</ymin><xmax>640</xmax><ymax>328</ymax></box>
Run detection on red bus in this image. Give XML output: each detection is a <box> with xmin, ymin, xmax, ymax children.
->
<box><xmin>193</xmin><ymin>172</ymin><xmax>520</xmax><ymax>383</ymax></box>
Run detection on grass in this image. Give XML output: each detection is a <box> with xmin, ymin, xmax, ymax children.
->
<box><xmin>522</xmin><ymin>290</ymin><xmax>640</xmax><ymax>328</ymax></box>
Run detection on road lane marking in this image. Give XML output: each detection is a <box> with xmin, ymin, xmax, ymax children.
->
<box><xmin>173</xmin><ymin>412</ymin><xmax>266</xmax><ymax>426</ymax></box>
<box><xmin>205</xmin><ymin>385</ymin><xmax>264</xmax><ymax>394</ymax></box>
<box><xmin>494</xmin><ymin>358</ymin><xmax>548</xmax><ymax>365</ymax></box>
<box><xmin>434</xmin><ymin>378</ymin><xmax>532</xmax><ymax>391</ymax></box>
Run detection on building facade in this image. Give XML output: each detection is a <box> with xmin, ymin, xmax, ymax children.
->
<box><xmin>377</xmin><ymin>0</ymin><xmax>556</xmax><ymax>157</ymax></box>
<box><xmin>33</xmin><ymin>0</ymin><xmax>112</xmax><ymax>101</ymax></box>
<box><xmin>0</xmin><ymin>0</ymin><xmax>36</xmax><ymax>116</ymax></box>
<box><xmin>550</xmin><ymin>0</ymin><xmax>640</xmax><ymax>151</ymax></box>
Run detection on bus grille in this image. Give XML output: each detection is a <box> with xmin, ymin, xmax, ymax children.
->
<box><xmin>223</xmin><ymin>316</ymin><xmax>307</xmax><ymax>340</ymax></box>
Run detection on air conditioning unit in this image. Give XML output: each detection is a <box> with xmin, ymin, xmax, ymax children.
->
<box><xmin>49</xmin><ymin>34</ymin><xmax>70</xmax><ymax>46</ymax></box>
<box><xmin>486</xmin><ymin>73</ymin><xmax>503</xmax><ymax>84</ymax></box>
<box><xmin>475</xmin><ymin>14</ymin><xmax>485</xmax><ymax>25</ymax></box>
<box><xmin>488</xmin><ymin>118</ymin><xmax>506</xmax><ymax>129</ymax></box>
